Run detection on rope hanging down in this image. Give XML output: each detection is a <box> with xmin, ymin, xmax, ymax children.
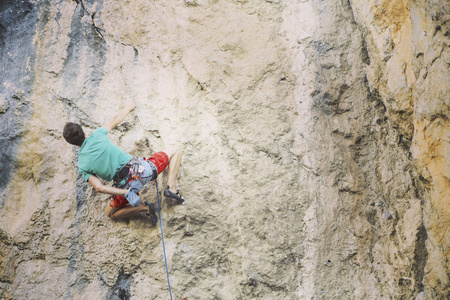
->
<box><xmin>155</xmin><ymin>179</ymin><xmax>173</xmax><ymax>300</ymax></box>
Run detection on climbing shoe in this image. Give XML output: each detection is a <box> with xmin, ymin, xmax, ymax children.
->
<box><xmin>163</xmin><ymin>186</ymin><xmax>185</xmax><ymax>204</ymax></box>
<box><xmin>145</xmin><ymin>202</ymin><xmax>158</xmax><ymax>226</ymax></box>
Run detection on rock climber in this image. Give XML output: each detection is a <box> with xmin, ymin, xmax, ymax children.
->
<box><xmin>62</xmin><ymin>100</ymin><xmax>184</xmax><ymax>225</ymax></box>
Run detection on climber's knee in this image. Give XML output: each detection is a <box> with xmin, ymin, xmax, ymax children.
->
<box><xmin>104</xmin><ymin>204</ymin><xmax>118</xmax><ymax>219</ymax></box>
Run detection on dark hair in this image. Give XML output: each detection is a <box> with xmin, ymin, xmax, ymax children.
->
<box><xmin>63</xmin><ymin>122</ymin><xmax>85</xmax><ymax>146</ymax></box>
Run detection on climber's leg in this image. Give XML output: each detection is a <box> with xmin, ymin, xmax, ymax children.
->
<box><xmin>164</xmin><ymin>146</ymin><xmax>182</xmax><ymax>192</ymax></box>
<box><xmin>147</xmin><ymin>146</ymin><xmax>182</xmax><ymax>192</ymax></box>
<box><xmin>104</xmin><ymin>203</ymin><xmax>148</xmax><ymax>220</ymax></box>
<box><xmin>147</xmin><ymin>147</ymin><xmax>184</xmax><ymax>203</ymax></box>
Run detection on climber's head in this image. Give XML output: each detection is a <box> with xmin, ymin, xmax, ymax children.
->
<box><xmin>63</xmin><ymin>122</ymin><xmax>85</xmax><ymax>147</ymax></box>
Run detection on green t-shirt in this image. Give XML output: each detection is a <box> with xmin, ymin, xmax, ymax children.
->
<box><xmin>78</xmin><ymin>127</ymin><xmax>132</xmax><ymax>182</ymax></box>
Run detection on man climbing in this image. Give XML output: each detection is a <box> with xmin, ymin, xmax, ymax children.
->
<box><xmin>63</xmin><ymin>100</ymin><xmax>184</xmax><ymax>225</ymax></box>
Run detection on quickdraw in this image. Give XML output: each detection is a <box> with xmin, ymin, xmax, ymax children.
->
<box><xmin>128</xmin><ymin>156</ymin><xmax>142</xmax><ymax>181</ymax></box>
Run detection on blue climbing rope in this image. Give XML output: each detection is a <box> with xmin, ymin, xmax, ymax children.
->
<box><xmin>155</xmin><ymin>179</ymin><xmax>173</xmax><ymax>300</ymax></box>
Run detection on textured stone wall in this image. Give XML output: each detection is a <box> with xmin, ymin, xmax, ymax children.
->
<box><xmin>0</xmin><ymin>0</ymin><xmax>448</xmax><ymax>299</ymax></box>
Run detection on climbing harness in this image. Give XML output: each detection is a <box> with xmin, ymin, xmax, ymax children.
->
<box><xmin>110</xmin><ymin>157</ymin><xmax>160</xmax><ymax>208</ymax></box>
<box><xmin>129</xmin><ymin>156</ymin><xmax>142</xmax><ymax>181</ymax></box>
<box><xmin>113</xmin><ymin>157</ymin><xmax>141</xmax><ymax>184</ymax></box>
<box><xmin>155</xmin><ymin>178</ymin><xmax>173</xmax><ymax>300</ymax></box>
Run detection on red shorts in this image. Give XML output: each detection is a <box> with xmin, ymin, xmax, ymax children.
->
<box><xmin>110</xmin><ymin>195</ymin><xmax>129</xmax><ymax>209</ymax></box>
<box><xmin>109</xmin><ymin>151</ymin><xmax>169</xmax><ymax>209</ymax></box>
<box><xmin>146</xmin><ymin>151</ymin><xmax>169</xmax><ymax>175</ymax></box>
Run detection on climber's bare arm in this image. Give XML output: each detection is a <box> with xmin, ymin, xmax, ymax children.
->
<box><xmin>88</xmin><ymin>176</ymin><xmax>127</xmax><ymax>196</ymax></box>
<box><xmin>104</xmin><ymin>100</ymin><xmax>136</xmax><ymax>132</ymax></box>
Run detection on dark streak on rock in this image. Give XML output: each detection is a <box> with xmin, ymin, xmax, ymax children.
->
<box><xmin>0</xmin><ymin>0</ymin><xmax>37</xmax><ymax>194</ymax></box>
<box><xmin>107</xmin><ymin>272</ymin><xmax>132</xmax><ymax>300</ymax></box>
<box><xmin>412</xmin><ymin>223</ymin><xmax>428</xmax><ymax>295</ymax></box>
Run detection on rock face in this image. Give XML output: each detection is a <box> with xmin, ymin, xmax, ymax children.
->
<box><xmin>0</xmin><ymin>0</ymin><xmax>448</xmax><ymax>299</ymax></box>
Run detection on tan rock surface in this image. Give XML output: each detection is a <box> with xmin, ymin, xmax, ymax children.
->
<box><xmin>0</xmin><ymin>0</ymin><xmax>448</xmax><ymax>299</ymax></box>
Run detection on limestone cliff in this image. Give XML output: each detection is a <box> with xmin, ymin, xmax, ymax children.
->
<box><xmin>0</xmin><ymin>0</ymin><xmax>448</xmax><ymax>299</ymax></box>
